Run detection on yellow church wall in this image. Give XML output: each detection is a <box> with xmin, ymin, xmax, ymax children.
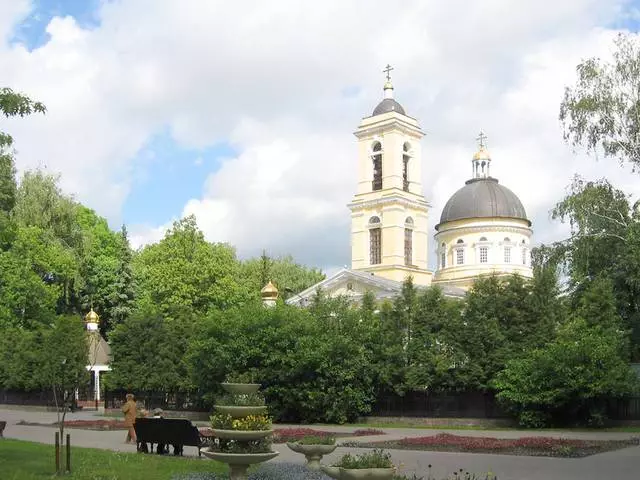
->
<box><xmin>433</xmin><ymin>217</ymin><xmax>533</xmax><ymax>290</ymax></box>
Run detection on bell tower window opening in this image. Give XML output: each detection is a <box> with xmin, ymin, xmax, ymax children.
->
<box><xmin>372</xmin><ymin>142</ymin><xmax>382</xmax><ymax>191</ymax></box>
<box><xmin>404</xmin><ymin>228</ymin><xmax>413</xmax><ymax>266</ymax></box>
<box><xmin>403</xmin><ymin>142</ymin><xmax>411</xmax><ymax>192</ymax></box>
<box><xmin>370</xmin><ymin>228</ymin><xmax>382</xmax><ymax>265</ymax></box>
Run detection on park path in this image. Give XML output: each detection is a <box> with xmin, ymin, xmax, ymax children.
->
<box><xmin>1</xmin><ymin>407</ymin><xmax>639</xmax><ymax>480</ymax></box>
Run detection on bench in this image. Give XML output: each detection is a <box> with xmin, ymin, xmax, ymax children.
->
<box><xmin>134</xmin><ymin>418</ymin><xmax>205</xmax><ymax>456</ymax></box>
<box><xmin>0</xmin><ymin>420</ymin><xmax>5</xmax><ymax>437</ymax></box>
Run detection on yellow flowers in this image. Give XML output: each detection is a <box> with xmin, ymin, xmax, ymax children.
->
<box><xmin>210</xmin><ymin>413</ymin><xmax>272</xmax><ymax>431</ymax></box>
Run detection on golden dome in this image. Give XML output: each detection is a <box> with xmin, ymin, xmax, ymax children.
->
<box><xmin>383</xmin><ymin>80</ymin><xmax>393</xmax><ymax>90</ymax></box>
<box><xmin>85</xmin><ymin>308</ymin><xmax>100</xmax><ymax>324</ymax></box>
<box><xmin>473</xmin><ymin>147</ymin><xmax>491</xmax><ymax>161</ymax></box>
<box><xmin>260</xmin><ymin>281</ymin><xmax>279</xmax><ymax>299</ymax></box>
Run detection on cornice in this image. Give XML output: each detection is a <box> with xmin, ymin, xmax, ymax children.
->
<box><xmin>434</xmin><ymin>223</ymin><xmax>532</xmax><ymax>239</ymax></box>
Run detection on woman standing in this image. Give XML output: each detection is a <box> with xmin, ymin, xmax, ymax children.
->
<box><xmin>121</xmin><ymin>393</ymin><xmax>137</xmax><ymax>443</ymax></box>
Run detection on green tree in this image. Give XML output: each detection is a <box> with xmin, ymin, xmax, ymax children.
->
<box><xmin>40</xmin><ymin>315</ymin><xmax>90</xmax><ymax>458</ymax></box>
<box><xmin>560</xmin><ymin>33</ymin><xmax>640</xmax><ymax>171</ymax></box>
<box><xmin>107</xmin><ymin>225</ymin><xmax>135</xmax><ymax>335</ymax></box>
<box><xmin>133</xmin><ymin>215</ymin><xmax>249</xmax><ymax>318</ymax></box>
<box><xmin>0</xmin><ymin>88</ymin><xmax>45</xmax><ymax>249</ymax></box>
<box><xmin>107</xmin><ymin>312</ymin><xmax>196</xmax><ymax>392</ymax></box>
<box><xmin>239</xmin><ymin>253</ymin><xmax>325</xmax><ymax>300</ymax></box>
<box><xmin>405</xmin><ymin>286</ymin><xmax>464</xmax><ymax>393</ymax></box>
<box><xmin>545</xmin><ymin>176</ymin><xmax>640</xmax><ymax>359</ymax></box>
<box><xmin>495</xmin><ymin>317</ymin><xmax>638</xmax><ymax>427</ymax></box>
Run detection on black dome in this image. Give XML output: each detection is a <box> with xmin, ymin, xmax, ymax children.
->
<box><xmin>373</xmin><ymin>98</ymin><xmax>406</xmax><ymax>116</ymax></box>
<box><xmin>437</xmin><ymin>177</ymin><xmax>529</xmax><ymax>229</ymax></box>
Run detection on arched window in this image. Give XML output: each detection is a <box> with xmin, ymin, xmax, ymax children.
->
<box><xmin>404</xmin><ymin>221</ymin><xmax>413</xmax><ymax>266</ymax></box>
<box><xmin>402</xmin><ymin>142</ymin><xmax>411</xmax><ymax>192</ymax></box>
<box><xmin>372</xmin><ymin>142</ymin><xmax>382</xmax><ymax>191</ymax></box>
<box><xmin>440</xmin><ymin>242</ymin><xmax>446</xmax><ymax>269</ymax></box>
<box><xmin>455</xmin><ymin>239</ymin><xmax>464</xmax><ymax>265</ymax></box>
<box><xmin>521</xmin><ymin>240</ymin><xmax>527</xmax><ymax>265</ymax></box>
<box><xmin>504</xmin><ymin>246</ymin><xmax>511</xmax><ymax>263</ymax></box>
<box><xmin>479</xmin><ymin>246</ymin><xmax>488</xmax><ymax>263</ymax></box>
<box><xmin>370</xmin><ymin>227</ymin><xmax>382</xmax><ymax>265</ymax></box>
<box><xmin>369</xmin><ymin>216</ymin><xmax>382</xmax><ymax>265</ymax></box>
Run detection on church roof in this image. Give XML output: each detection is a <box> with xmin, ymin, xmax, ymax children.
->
<box><xmin>437</xmin><ymin>177</ymin><xmax>530</xmax><ymax>229</ymax></box>
<box><xmin>87</xmin><ymin>332</ymin><xmax>111</xmax><ymax>367</ymax></box>
<box><xmin>286</xmin><ymin>268</ymin><xmax>466</xmax><ymax>306</ymax></box>
<box><xmin>372</xmin><ymin>98</ymin><xmax>406</xmax><ymax>116</ymax></box>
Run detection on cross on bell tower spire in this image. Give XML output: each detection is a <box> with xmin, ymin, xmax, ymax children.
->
<box><xmin>382</xmin><ymin>64</ymin><xmax>395</xmax><ymax>99</ymax></box>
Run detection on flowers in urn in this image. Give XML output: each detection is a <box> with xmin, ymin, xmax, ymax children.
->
<box><xmin>286</xmin><ymin>434</ymin><xmax>337</xmax><ymax>471</ymax></box>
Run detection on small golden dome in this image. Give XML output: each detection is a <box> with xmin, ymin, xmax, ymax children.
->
<box><xmin>85</xmin><ymin>308</ymin><xmax>100</xmax><ymax>324</ymax></box>
<box><xmin>383</xmin><ymin>80</ymin><xmax>394</xmax><ymax>90</ymax></box>
<box><xmin>260</xmin><ymin>281</ymin><xmax>279</xmax><ymax>299</ymax></box>
<box><xmin>473</xmin><ymin>147</ymin><xmax>491</xmax><ymax>161</ymax></box>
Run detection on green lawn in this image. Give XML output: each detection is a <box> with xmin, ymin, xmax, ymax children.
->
<box><xmin>0</xmin><ymin>439</ymin><xmax>226</xmax><ymax>480</ymax></box>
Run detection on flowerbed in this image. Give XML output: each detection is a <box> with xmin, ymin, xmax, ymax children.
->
<box><xmin>347</xmin><ymin>433</ymin><xmax>640</xmax><ymax>458</ymax></box>
<box><xmin>271</xmin><ymin>427</ymin><xmax>385</xmax><ymax>443</ymax></box>
<box><xmin>16</xmin><ymin>419</ymin><xmax>128</xmax><ymax>430</ymax></box>
<box><xmin>63</xmin><ymin>419</ymin><xmax>128</xmax><ymax>430</ymax></box>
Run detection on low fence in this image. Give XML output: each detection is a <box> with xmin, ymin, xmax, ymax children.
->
<box><xmin>372</xmin><ymin>391</ymin><xmax>640</xmax><ymax>421</ymax></box>
<box><xmin>0</xmin><ymin>389</ymin><xmax>57</xmax><ymax>407</ymax></box>
<box><xmin>372</xmin><ymin>391</ymin><xmax>508</xmax><ymax>418</ymax></box>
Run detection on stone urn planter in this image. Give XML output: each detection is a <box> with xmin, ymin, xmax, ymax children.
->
<box><xmin>202</xmin><ymin>381</ymin><xmax>278</xmax><ymax>480</ymax></box>
<box><xmin>340</xmin><ymin>468</ymin><xmax>396</xmax><ymax>479</ymax></box>
<box><xmin>319</xmin><ymin>466</ymin><xmax>395</xmax><ymax>480</ymax></box>
<box><xmin>286</xmin><ymin>441</ymin><xmax>337</xmax><ymax>470</ymax></box>
<box><xmin>320</xmin><ymin>449</ymin><xmax>395</xmax><ymax>480</ymax></box>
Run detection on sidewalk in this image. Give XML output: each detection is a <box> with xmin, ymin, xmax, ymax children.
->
<box><xmin>2</xmin><ymin>407</ymin><xmax>640</xmax><ymax>480</ymax></box>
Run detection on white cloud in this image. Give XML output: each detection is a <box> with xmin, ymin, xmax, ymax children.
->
<box><xmin>0</xmin><ymin>0</ymin><xmax>638</xmax><ymax>270</ymax></box>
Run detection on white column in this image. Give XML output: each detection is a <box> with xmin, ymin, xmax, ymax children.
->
<box><xmin>94</xmin><ymin>370</ymin><xmax>100</xmax><ymax>401</ymax></box>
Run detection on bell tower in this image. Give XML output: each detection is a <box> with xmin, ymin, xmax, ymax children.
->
<box><xmin>347</xmin><ymin>67</ymin><xmax>433</xmax><ymax>286</ymax></box>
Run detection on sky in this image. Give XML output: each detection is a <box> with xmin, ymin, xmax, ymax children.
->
<box><xmin>2</xmin><ymin>0</ymin><xmax>640</xmax><ymax>274</ymax></box>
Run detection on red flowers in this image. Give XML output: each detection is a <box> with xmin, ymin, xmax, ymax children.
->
<box><xmin>399</xmin><ymin>433</ymin><xmax>586</xmax><ymax>452</ymax></box>
<box><xmin>272</xmin><ymin>428</ymin><xmax>335</xmax><ymax>443</ymax></box>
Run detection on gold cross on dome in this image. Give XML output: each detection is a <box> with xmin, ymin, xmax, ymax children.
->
<box><xmin>383</xmin><ymin>64</ymin><xmax>394</xmax><ymax>81</ymax></box>
<box><xmin>476</xmin><ymin>130</ymin><xmax>488</xmax><ymax>149</ymax></box>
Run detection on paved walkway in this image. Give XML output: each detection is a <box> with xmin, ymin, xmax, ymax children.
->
<box><xmin>2</xmin><ymin>407</ymin><xmax>639</xmax><ymax>480</ymax></box>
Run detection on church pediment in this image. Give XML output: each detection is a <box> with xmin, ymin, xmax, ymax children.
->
<box><xmin>286</xmin><ymin>269</ymin><xmax>403</xmax><ymax>306</ymax></box>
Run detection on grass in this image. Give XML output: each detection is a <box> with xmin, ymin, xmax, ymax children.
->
<box><xmin>0</xmin><ymin>439</ymin><xmax>226</xmax><ymax>480</ymax></box>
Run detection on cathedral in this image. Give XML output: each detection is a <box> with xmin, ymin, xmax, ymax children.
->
<box><xmin>287</xmin><ymin>71</ymin><xmax>533</xmax><ymax>306</ymax></box>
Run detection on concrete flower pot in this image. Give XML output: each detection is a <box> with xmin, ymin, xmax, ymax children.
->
<box><xmin>202</xmin><ymin>450</ymin><xmax>279</xmax><ymax>480</ymax></box>
<box><xmin>286</xmin><ymin>442</ymin><xmax>337</xmax><ymax>470</ymax></box>
<box><xmin>339</xmin><ymin>468</ymin><xmax>396</xmax><ymax>480</ymax></box>
<box><xmin>320</xmin><ymin>465</ymin><xmax>342</xmax><ymax>479</ymax></box>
